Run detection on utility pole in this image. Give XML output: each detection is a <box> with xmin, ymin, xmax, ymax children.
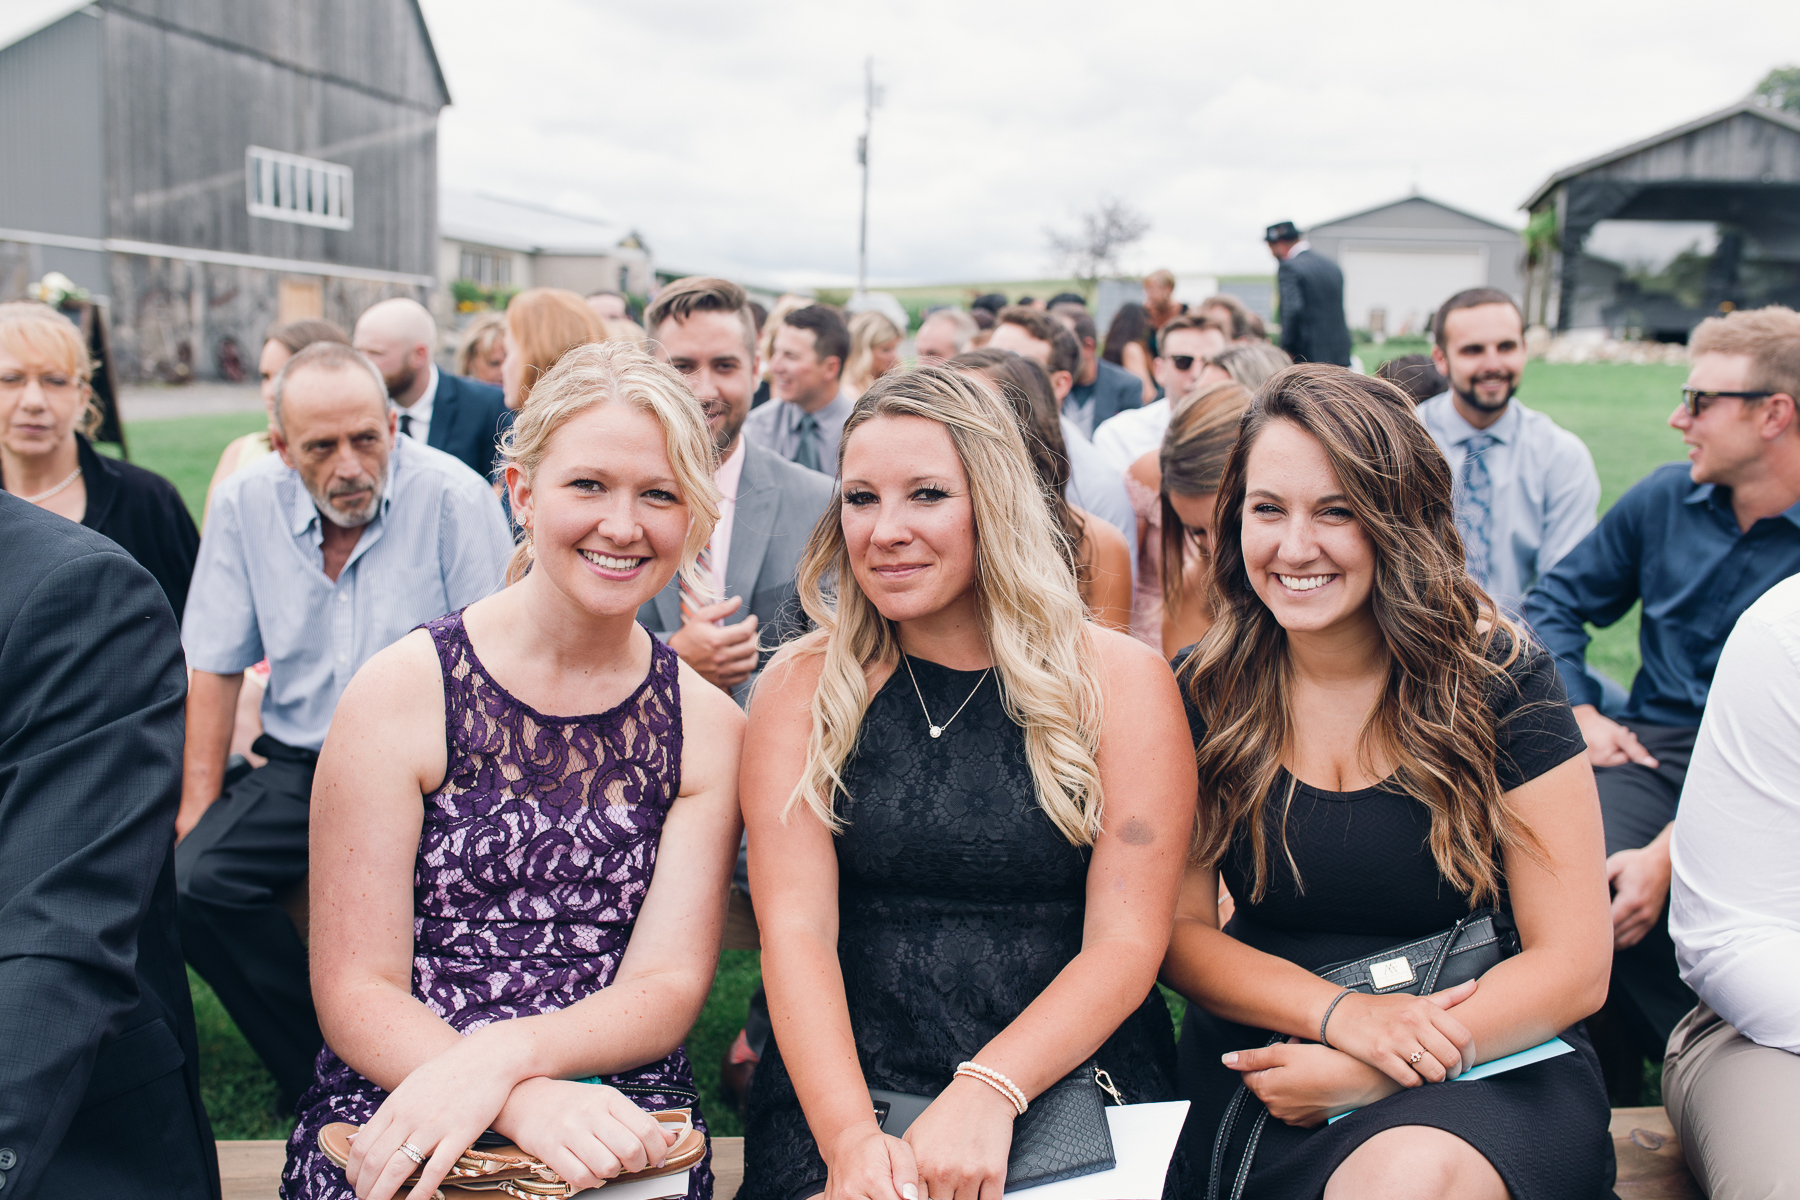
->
<box><xmin>856</xmin><ymin>57</ymin><xmax>876</xmax><ymax>300</ymax></box>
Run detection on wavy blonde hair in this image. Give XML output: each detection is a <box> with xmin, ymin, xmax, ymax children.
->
<box><xmin>785</xmin><ymin>364</ymin><xmax>1106</xmax><ymax>845</ymax></box>
<box><xmin>499</xmin><ymin>340</ymin><xmax>720</xmax><ymax>591</ymax></box>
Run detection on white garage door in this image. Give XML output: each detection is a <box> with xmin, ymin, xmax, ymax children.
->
<box><xmin>1339</xmin><ymin>247</ymin><xmax>1487</xmax><ymax>337</ymax></box>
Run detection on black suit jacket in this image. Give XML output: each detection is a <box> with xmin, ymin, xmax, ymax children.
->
<box><xmin>0</xmin><ymin>494</ymin><xmax>219</xmax><ymax>1199</ymax></box>
<box><xmin>1277</xmin><ymin>248</ymin><xmax>1353</xmax><ymax>367</ymax></box>
<box><xmin>639</xmin><ymin>442</ymin><xmax>836</xmax><ymax>704</ymax></box>
<box><xmin>425</xmin><ymin>371</ymin><xmax>511</xmax><ymax>478</ymax></box>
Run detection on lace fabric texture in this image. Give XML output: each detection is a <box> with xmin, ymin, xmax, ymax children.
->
<box><xmin>741</xmin><ymin>656</ymin><xmax>1180</xmax><ymax>1200</ymax></box>
<box><xmin>283</xmin><ymin>611</ymin><xmax>712</xmax><ymax>1200</ymax></box>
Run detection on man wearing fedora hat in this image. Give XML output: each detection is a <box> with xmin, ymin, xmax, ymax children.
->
<box><xmin>1266</xmin><ymin>220</ymin><xmax>1351</xmax><ymax>367</ymax></box>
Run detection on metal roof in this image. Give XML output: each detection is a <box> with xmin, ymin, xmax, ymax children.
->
<box><xmin>0</xmin><ymin>0</ymin><xmax>87</xmax><ymax>53</ymax></box>
<box><xmin>1309</xmin><ymin>193</ymin><xmax>1518</xmax><ymax>235</ymax></box>
<box><xmin>1522</xmin><ymin>99</ymin><xmax>1800</xmax><ymax>211</ymax></box>
<box><xmin>440</xmin><ymin>189</ymin><xmax>640</xmax><ymax>257</ymax></box>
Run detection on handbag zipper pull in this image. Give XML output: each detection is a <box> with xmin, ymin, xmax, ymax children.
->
<box><xmin>1093</xmin><ymin>1066</ymin><xmax>1125</xmax><ymax>1106</ymax></box>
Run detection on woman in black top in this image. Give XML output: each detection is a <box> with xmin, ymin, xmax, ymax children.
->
<box><xmin>0</xmin><ymin>302</ymin><xmax>197</xmax><ymax>619</ymax></box>
<box><xmin>741</xmin><ymin>366</ymin><xmax>1196</xmax><ymax>1200</ymax></box>
<box><xmin>1161</xmin><ymin>366</ymin><xmax>1615</xmax><ymax>1200</ymax></box>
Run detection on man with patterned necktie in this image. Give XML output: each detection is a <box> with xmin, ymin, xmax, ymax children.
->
<box><xmin>743</xmin><ymin>304</ymin><xmax>852</xmax><ymax>473</ymax></box>
<box><xmin>1415</xmin><ymin>287</ymin><xmax>1599</xmax><ymax>616</ymax></box>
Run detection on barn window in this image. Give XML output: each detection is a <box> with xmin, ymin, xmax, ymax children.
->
<box><xmin>459</xmin><ymin>248</ymin><xmax>511</xmax><ymax>287</ymax></box>
<box><xmin>245</xmin><ymin>146</ymin><xmax>354</xmax><ymax>231</ymax></box>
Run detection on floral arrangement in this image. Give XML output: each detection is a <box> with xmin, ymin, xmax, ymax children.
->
<box><xmin>26</xmin><ymin>271</ymin><xmax>90</xmax><ymax>307</ymax></box>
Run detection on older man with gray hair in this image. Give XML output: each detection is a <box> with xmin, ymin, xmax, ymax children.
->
<box><xmin>174</xmin><ymin>341</ymin><xmax>511</xmax><ymax>1113</ymax></box>
<box><xmin>913</xmin><ymin>307</ymin><xmax>979</xmax><ymax>364</ymax></box>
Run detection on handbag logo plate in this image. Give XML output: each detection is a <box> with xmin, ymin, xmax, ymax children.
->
<box><xmin>1369</xmin><ymin>955</ymin><xmax>1416</xmax><ymax>989</ymax></box>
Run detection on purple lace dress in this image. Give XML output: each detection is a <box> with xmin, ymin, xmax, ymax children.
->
<box><xmin>284</xmin><ymin>611</ymin><xmax>712</xmax><ymax>1200</ymax></box>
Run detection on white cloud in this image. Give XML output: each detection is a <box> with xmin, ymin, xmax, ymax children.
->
<box><xmin>420</xmin><ymin>0</ymin><xmax>1792</xmax><ymax>285</ymax></box>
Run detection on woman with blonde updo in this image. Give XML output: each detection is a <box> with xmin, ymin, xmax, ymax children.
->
<box><xmin>0</xmin><ymin>300</ymin><xmax>198</xmax><ymax>616</ymax></box>
<box><xmin>842</xmin><ymin>310</ymin><xmax>903</xmax><ymax>401</ymax></box>
<box><xmin>740</xmin><ymin>365</ymin><xmax>1196</xmax><ymax>1200</ymax></box>
<box><xmin>284</xmin><ymin>341</ymin><xmax>745</xmax><ymax>1200</ymax></box>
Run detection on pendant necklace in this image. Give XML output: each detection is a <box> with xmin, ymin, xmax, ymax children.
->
<box><xmin>24</xmin><ymin>465</ymin><xmax>82</xmax><ymax>505</ymax></box>
<box><xmin>902</xmin><ymin>653</ymin><xmax>991</xmax><ymax>739</ymax></box>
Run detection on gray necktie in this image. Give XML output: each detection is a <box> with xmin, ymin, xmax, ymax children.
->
<box><xmin>398</xmin><ymin>412</ymin><xmax>415</xmax><ymax>439</ymax></box>
<box><xmin>1456</xmin><ymin>433</ymin><xmax>1497</xmax><ymax>587</ymax></box>
<box><xmin>793</xmin><ymin>413</ymin><xmax>822</xmax><ymax>472</ymax></box>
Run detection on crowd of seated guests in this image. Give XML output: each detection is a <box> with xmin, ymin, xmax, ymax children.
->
<box><xmin>4</xmin><ymin>271</ymin><xmax>1798</xmax><ymax>1200</ymax></box>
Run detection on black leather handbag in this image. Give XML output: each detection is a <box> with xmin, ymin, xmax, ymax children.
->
<box><xmin>872</xmin><ymin>1060</ymin><xmax>1125</xmax><ymax>1192</ymax></box>
<box><xmin>1205</xmin><ymin>908</ymin><xmax>1519</xmax><ymax>1200</ymax></box>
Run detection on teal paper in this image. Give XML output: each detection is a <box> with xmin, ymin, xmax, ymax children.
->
<box><xmin>1326</xmin><ymin>1036</ymin><xmax>1574</xmax><ymax>1123</ymax></box>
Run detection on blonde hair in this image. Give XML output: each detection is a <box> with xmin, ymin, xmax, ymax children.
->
<box><xmin>1690</xmin><ymin>305</ymin><xmax>1800</xmax><ymax>402</ymax></box>
<box><xmin>0</xmin><ymin>301</ymin><xmax>100</xmax><ymax>435</ymax></box>
<box><xmin>454</xmin><ymin>311</ymin><xmax>506</xmax><ymax>377</ymax></box>
<box><xmin>505</xmin><ymin>288</ymin><xmax>613</xmax><ymax>407</ymax></box>
<box><xmin>499</xmin><ymin>340</ymin><xmax>721</xmax><ymax>590</ymax></box>
<box><xmin>758</xmin><ymin>295</ymin><xmax>810</xmax><ymax>381</ymax></box>
<box><xmin>843</xmin><ymin>310</ymin><xmax>902</xmax><ymax>392</ymax></box>
<box><xmin>786</xmin><ymin>364</ymin><xmax>1106</xmax><ymax>845</ymax></box>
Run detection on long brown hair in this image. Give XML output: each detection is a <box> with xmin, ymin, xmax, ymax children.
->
<box><xmin>1158</xmin><ymin>380</ymin><xmax>1252</xmax><ymax>610</ymax></box>
<box><xmin>950</xmin><ymin>347</ymin><xmax>1082</xmax><ymax>567</ymax></box>
<box><xmin>1180</xmin><ymin>364</ymin><xmax>1539</xmax><ymax>905</ymax></box>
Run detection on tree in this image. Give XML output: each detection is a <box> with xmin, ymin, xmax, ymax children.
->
<box><xmin>1046</xmin><ymin>200</ymin><xmax>1151</xmax><ymax>299</ymax></box>
<box><xmin>1753</xmin><ymin>65</ymin><xmax>1800</xmax><ymax>114</ymax></box>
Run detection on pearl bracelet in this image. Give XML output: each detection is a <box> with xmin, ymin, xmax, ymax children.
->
<box><xmin>955</xmin><ymin>1061</ymin><xmax>1028</xmax><ymax>1116</ymax></box>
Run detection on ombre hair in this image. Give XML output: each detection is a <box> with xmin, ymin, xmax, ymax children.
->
<box><xmin>0</xmin><ymin>301</ymin><xmax>100</xmax><ymax>435</ymax></box>
<box><xmin>505</xmin><ymin>288</ymin><xmax>613</xmax><ymax>407</ymax></box>
<box><xmin>1181</xmin><ymin>364</ymin><xmax>1541</xmax><ymax>906</ymax></box>
<box><xmin>786</xmin><ymin>364</ymin><xmax>1106</xmax><ymax>845</ymax></box>
<box><xmin>499</xmin><ymin>340</ymin><xmax>720</xmax><ymax>591</ymax></box>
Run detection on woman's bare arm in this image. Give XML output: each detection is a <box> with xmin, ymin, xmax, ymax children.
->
<box><xmin>1076</xmin><ymin>510</ymin><xmax>1133</xmax><ymax>633</ymax></box>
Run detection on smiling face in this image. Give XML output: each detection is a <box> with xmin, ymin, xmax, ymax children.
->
<box><xmin>655</xmin><ymin>309</ymin><xmax>756</xmax><ymax>456</ymax></box>
<box><xmin>0</xmin><ymin>343</ymin><xmax>87</xmax><ymax>462</ymax></box>
<box><xmin>771</xmin><ymin>324</ymin><xmax>841</xmax><ymax>409</ymax></box>
<box><xmin>510</xmin><ymin>400</ymin><xmax>690</xmax><ymax>617</ymax></box>
<box><xmin>1432</xmin><ymin>302</ymin><xmax>1525</xmax><ymax>420</ymax></box>
<box><xmin>1239</xmin><ymin>419</ymin><xmax>1376</xmax><ymax>636</ymax></box>
<box><xmin>839</xmin><ymin>414</ymin><xmax>980</xmax><ymax>628</ymax></box>
<box><xmin>1672</xmin><ymin>351</ymin><xmax>1784</xmax><ymax>487</ymax></box>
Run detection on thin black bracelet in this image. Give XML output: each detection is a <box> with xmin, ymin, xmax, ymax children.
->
<box><xmin>1319</xmin><ymin>986</ymin><xmax>1356</xmax><ymax>1049</ymax></box>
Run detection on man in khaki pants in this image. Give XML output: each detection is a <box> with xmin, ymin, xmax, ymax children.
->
<box><xmin>1665</xmin><ymin>572</ymin><xmax>1800</xmax><ymax>1199</ymax></box>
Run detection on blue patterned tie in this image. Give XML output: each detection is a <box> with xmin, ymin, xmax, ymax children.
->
<box><xmin>793</xmin><ymin>413</ymin><xmax>822</xmax><ymax>472</ymax></box>
<box><xmin>1457</xmin><ymin>433</ymin><xmax>1497</xmax><ymax>587</ymax></box>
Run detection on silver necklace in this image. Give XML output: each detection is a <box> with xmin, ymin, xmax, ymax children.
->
<box><xmin>901</xmin><ymin>654</ymin><xmax>991</xmax><ymax>739</ymax></box>
<box><xmin>23</xmin><ymin>465</ymin><xmax>82</xmax><ymax>505</ymax></box>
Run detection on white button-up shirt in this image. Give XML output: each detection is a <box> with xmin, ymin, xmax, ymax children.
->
<box><xmin>1416</xmin><ymin>391</ymin><xmax>1600</xmax><ymax>614</ymax></box>
<box><xmin>397</xmin><ymin>363</ymin><xmax>439</xmax><ymax>444</ymax></box>
<box><xmin>182</xmin><ymin>436</ymin><xmax>512</xmax><ymax>751</ymax></box>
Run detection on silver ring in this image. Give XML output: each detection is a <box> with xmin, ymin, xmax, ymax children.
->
<box><xmin>1408</xmin><ymin>1051</ymin><xmax>1424</xmax><ymax>1065</ymax></box>
<box><xmin>397</xmin><ymin>1141</ymin><xmax>427</xmax><ymax>1166</ymax></box>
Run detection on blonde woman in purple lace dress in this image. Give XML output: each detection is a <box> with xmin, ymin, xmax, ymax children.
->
<box><xmin>283</xmin><ymin>342</ymin><xmax>745</xmax><ymax>1200</ymax></box>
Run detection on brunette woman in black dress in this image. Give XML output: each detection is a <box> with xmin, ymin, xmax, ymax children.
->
<box><xmin>1162</xmin><ymin>366</ymin><xmax>1616</xmax><ymax>1200</ymax></box>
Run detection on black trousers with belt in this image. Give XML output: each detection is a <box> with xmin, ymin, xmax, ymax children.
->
<box><xmin>175</xmin><ymin>734</ymin><xmax>321</xmax><ymax>1112</ymax></box>
<box><xmin>1595</xmin><ymin>721</ymin><xmax>1700</xmax><ymax>1060</ymax></box>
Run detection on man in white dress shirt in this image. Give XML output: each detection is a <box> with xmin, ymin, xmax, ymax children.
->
<box><xmin>1091</xmin><ymin>314</ymin><xmax>1229</xmax><ymax>471</ymax></box>
<box><xmin>1416</xmin><ymin>288</ymin><xmax>1600</xmax><ymax>615</ymax></box>
<box><xmin>1664</xmin><ymin>572</ymin><xmax>1800</xmax><ymax>1200</ymax></box>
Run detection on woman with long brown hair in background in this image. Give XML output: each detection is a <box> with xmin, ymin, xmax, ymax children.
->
<box><xmin>1152</xmin><ymin>381</ymin><xmax>1251</xmax><ymax>657</ymax></box>
<box><xmin>952</xmin><ymin>347</ymin><xmax>1132</xmax><ymax>631</ymax></box>
<box><xmin>1162</xmin><ymin>365</ymin><xmax>1615</xmax><ymax>1200</ymax></box>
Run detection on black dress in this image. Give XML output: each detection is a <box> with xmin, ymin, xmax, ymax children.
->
<box><xmin>1173</xmin><ymin>636</ymin><xmax>1617</xmax><ymax>1200</ymax></box>
<box><xmin>76</xmin><ymin>435</ymin><xmax>199</xmax><ymax>622</ymax></box>
<box><xmin>742</xmin><ymin>656</ymin><xmax>1183</xmax><ymax>1200</ymax></box>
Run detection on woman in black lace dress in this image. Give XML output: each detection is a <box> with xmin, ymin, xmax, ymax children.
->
<box><xmin>740</xmin><ymin>365</ymin><xmax>1197</xmax><ymax>1200</ymax></box>
<box><xmin>1162</xmin><ymin>366</ymin><xmax>1615</xmax><ymax>1200</ymax></box>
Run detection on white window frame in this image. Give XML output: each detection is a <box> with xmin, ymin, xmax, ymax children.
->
<box><xmin>245</xmin><ymin>146</ymin><xmax>354</xmax><ymax>231</ymax></box>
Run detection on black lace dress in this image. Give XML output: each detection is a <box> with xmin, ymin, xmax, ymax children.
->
<box><xmin>741</xmin><ymin>656</ymin><xmax>1182</xmax><ymax>1200</ymax></box>
<box><xmin>1172</xmin><ymin>637</ymin><xmax>1616</xmax><ymax>1200</ymax></box>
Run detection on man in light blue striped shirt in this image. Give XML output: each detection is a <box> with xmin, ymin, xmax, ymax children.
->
<box><xmin>173</xmin><ymin>341</ymin><xmax>511</xmax><ymax>1110</ymax></box>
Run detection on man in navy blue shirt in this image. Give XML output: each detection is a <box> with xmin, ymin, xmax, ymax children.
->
<box><xmin>1525</xmin><ymin>305</ymin><xmax>1800</xmax><ymax>1071</ymax></box>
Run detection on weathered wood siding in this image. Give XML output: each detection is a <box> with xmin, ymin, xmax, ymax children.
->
<box><xmin>1584</xmin><ymin>110</ymin><xmax>1800</xmax><ymax>185</ymax></box>
<box><xmin>100</xmin><ymin>0</ymin><xmax>445</xmax><ymax>275</ymax></box>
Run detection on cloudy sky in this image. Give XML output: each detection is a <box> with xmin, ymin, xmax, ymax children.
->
<box><xmin>419</xmin><ymin>0</ymin><xmax>1793</xmax><ymax>290</ymax></box>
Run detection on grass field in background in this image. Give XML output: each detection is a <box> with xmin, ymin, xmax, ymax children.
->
<box><xmin>130</xmin><ymin>355</ymin><xmax>1685</xmax><ymax>1138</ymax></box>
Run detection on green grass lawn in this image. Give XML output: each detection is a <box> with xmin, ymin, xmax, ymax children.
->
<box><xmin>131</xmin><ymin>356</ymin><xmax>1684</xmax><ymax>1138</ymax></box>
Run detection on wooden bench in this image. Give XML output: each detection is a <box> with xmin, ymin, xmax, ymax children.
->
<box><xmin>221</xmin><ymin>1113</ymin><xmax>1696</xmax><ymax>1200</ymax></box>
<box><xmin>218</xmin><ymin>1137</ymin><xmax>747</xmax><ymax>1200</ymax></box>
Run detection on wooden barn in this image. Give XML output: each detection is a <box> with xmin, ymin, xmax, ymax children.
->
<box><xmin>1304</xmin><ymin>195</ymin><xmax>1524</xmax><ymax>339</ymax></box>
<box><xmin>1524</xmin><ymin>99</ymin><xmax>1800</xmax><ymax>339</ymax></box>
<box><xmin>0</xmin><ymin>0</ymin><xmax>447</xmax><ymax>382</ymax></box>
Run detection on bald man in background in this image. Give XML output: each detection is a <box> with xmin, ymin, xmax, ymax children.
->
<box><xmin>353</xmin><ymin>297</ymin><xmax>510</xmax><ymax>478</ymax></box>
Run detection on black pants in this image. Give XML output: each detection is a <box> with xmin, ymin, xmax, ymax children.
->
<box><xmin>1595</xmin><ymin>722</ymin><xmax>1699</xmax><ymax>1060</ymax></box>
<box><xmin>175</xmin><ymin>734</ymin><xmax>321</xmax><ymax>1111</ymax></box>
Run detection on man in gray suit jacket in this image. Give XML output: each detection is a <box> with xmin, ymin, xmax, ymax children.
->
<box><xmin>638</xmin><ymin>277</ymin><xmax>835</xmax><ymax>703</ymax></box>
<box><xmin>1266</xmin><ymin>220</ymin><xmax>1352</xmax><ymax>367</ymax></box>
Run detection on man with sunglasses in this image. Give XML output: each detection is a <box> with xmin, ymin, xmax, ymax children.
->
<box><xmin>1525</xmin><ymin>304</ymin><xmax>1800</xmax><ymax>1088</ymax></box>
<box><xmin>1091</xmin><ymin>314</ymin><xmax>1227</xmax><ymax>471</ymax></box>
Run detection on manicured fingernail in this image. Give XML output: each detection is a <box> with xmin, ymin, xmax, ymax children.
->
<box><xmin>1221</xmin><ymin>1052</ymin><xmax>1239</xmax><ymax>1065</ymax></box>
<box><xmin>904</xmin><ymin>1184</ymin><xmax>919</xmax><ymax>1200</ymax></box>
